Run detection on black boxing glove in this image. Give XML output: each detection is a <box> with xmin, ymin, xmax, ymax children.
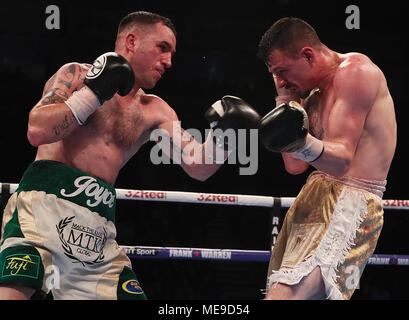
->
<box><xmin>204</xmin><ymin>95</ymin><xmax>261</xmax><ymax>150</ymax></box>
<box><xmin>65</xmin><ymin>52</ymin><xmax>135</xmax><ymax>125</ymax></box>
<box><xmin>84</xmin><ymin>52</ymin><xmax>134</xmax><ymax>103</ymax></box>
<box><xmin>259</xmin><ymin>101</ymin><xmax>324</xmax><ymax>162</ymax></box>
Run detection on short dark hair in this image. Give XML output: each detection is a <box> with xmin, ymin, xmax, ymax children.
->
<box><xmin>117</xmin><ymin>11</ymin><xmax>176</xmax><ymax>37</ymax></box>
<box><xmin>257</xmin><ymin>17</ymin><xmax>322</xmax><ymax>62</ymax></box>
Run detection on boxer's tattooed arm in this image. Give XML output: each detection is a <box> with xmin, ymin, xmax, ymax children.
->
<box><xmin>41</xmin><ymin>87</ymin><xmax>70</xmax><ymax>105</ymax></box>
<box><xmin>56</xmin><ymin>63</ymin><xmax>76</xmax><ymax>90</ymax></box>
<box><xmin>31</xmin><ymin>63</ymin><xmax>89</xmax><ymax>137</ymax></box>
<box><xmin>57</xmin><ymin>63</ymin><xmax>89</xmax><ymax>89</ymax></box>
<box><xmin>52</xmin><ymin>113</ymin><xmax>75</xmax><ymax>136</ymax></box>
<box><xmin>36</xmin><ymin>63</ymin><xmax>89</xmax><ymax>108</ymax></box>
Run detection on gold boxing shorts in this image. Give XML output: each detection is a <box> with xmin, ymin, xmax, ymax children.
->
<box><xmin>266</xmin><ymin>170</ymin><xmax>386</xmax><ymax>300</ymax></box>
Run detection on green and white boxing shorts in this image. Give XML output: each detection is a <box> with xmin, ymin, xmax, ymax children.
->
<box><xmin>0</xmin><ymin>160</ymin><xmax>147</xmax><ymax>300</ymax></box>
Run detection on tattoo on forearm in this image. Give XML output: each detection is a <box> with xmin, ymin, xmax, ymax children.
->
<box><xmin>40</xmin><ymin>63</ymin><xmax>88</xmax><ymax>107</ymax></box>
<box><xmin>41</xmin><ymin>88</ymin><xmax>70</xmax><ymax>106</ymax></box>
<box><xmin>53</xmin><ymin>114</ymin><xmax>74</xmax><ymax>136</ymax></box>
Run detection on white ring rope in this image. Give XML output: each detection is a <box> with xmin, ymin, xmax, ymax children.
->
<box><xmin>1</xmin><ymin>182</ymin><xmax>407</xmax><ymax>266</ymax></box>
<box><xmin>1</xmin><ymin>182</ymin><xmax>408</xmax><ymax>210</ymax></box>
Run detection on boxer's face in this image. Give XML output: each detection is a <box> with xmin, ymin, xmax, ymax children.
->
<box><xmin>129</xmin><ymin>22</ymin><xmax>176</xmax><ymax>89</ymax></box>
<box><xmin>266</xmin><ymin>49</ymin><xmax>315</xmax><ymax>99</ymax></box>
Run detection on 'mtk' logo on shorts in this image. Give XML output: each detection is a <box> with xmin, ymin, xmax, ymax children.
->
<box><xmin>86</xmin><ymin>55</ymin><xmax>107</xmax><ymax>79</ymax></box>
<box><xmin>60</xmin><ymin>176</ymin><xmax>115</xmax><ymax>208</ymax></box>
<box><xmin>56</xmin><ymin>216</ymin><xmax>107</xmax><ymax>266</ymax></box>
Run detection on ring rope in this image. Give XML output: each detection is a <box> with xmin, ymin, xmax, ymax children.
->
<box><xmin>120</xmin><ymin>245</ymin><xmax>409</xmax><ymax>266</ymax></box>
<box><xmin>0</xmin><ymin>182</ymin><xmax>406</xmax><ymax>266</ymax></box>
<box><xmin>1</xmin><ymin>182</ymin><xmax>407</xmax><ymax>210</ymax></box>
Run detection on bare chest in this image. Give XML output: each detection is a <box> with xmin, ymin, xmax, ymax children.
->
<box><xmin>83</xmin><ymin>99</ymin><xmax>151</xmax><ymax>153</ymax></box>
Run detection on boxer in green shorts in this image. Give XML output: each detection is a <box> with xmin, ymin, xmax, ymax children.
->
<box><xmin>0</xmin><ymin>11</ymin><xmax>260</xmax><ymax>299</ymax></box>
<box><xmin>0</xmin><ymin>160</ymin><xmax>146</xmax><ymax>299</ymax></box>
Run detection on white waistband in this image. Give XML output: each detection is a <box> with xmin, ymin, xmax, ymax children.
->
<box><xmin>307</xmin><ymin>171</ymin><xmax>387</xmax><ymax>199</ymax></box>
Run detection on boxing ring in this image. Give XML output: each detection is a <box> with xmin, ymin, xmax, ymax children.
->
<box><xmin>1</xmin><ymin>182</ymin><xmax>408</xmax><ymax>267</ymax></box>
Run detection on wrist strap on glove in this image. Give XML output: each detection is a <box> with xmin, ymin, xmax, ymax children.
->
<box><xmin>65</xmin><ymin>86</ymin><xmax>101</xmax><ymax>125</ymax></box>
<box><xmin>291</xmin><ymin>133</ymin><xmax>324</xmax><ymax>162</ymax></box>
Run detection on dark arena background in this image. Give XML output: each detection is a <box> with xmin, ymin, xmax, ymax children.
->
<box><xmin>0</xmin><ymin>0</ymin><xmax>408</xmax><ymax>303</ymax></box>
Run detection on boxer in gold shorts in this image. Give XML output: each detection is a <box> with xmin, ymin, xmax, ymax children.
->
<box><xmin>266</xmin><ymin>171</ymin><xmax>385</xmax><ymax>299</ymax></box>
<box><xmin>257</xmin><ymin>17</ymin><xmax>396</xmax><ymax>299</ymax></box>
